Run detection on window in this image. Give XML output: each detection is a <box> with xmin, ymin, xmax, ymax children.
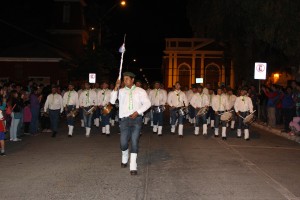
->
<box><xmin>178</xmin><ymin>65</ymin><xmax>191</xmax><ymax>88</ymax></box>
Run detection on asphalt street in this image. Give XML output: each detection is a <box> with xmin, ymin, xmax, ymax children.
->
<box><xmin>1</xmin><ymin>121</ymin><xmax>300</xmax><ymax>200</ymax></box>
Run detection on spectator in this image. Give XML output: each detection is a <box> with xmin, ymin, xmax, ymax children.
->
<box><xmin>0</xmin><ymin>109</ymin><xmax>6</xmax><ymax>156</ymax></box>
<box><xmin>23</xmin><ymin>101</ymin><xmax>32</xmax><ymax>135</ymax></box>
<box><xmin>29</xmin><ymin>87</ymin><xmax>40</xmax><ymax>135</ymax></box>
<box><xmin>262</xmin><ymin>84</ymin><xmax>278</xmax><ymax>127</ymax></box>
<box><xmin>9</xmin><ymin>90</ymin><xmax>23</xmax><ymax>141</ymax></box>
<box><xmin>281</xmin><ymin>87</ymin><xmax>295</xmax><ymax>133</ymax></box>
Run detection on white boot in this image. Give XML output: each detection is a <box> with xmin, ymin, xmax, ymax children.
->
<box><xmin>178</xmin><ymin>124</ymin><xmax>183</xmax><ymax>136</ymax></box>
<box><xmin>105</xmin><ymin>125</ymin><xmax>110</xmax><ymax>135</ymax></box>
<box><xmin>130</xmin><ymin>153</ymin><xmax>137</xmax><ymax>171</ymax></box>
<box><xmin>194</xmin><ymin>127</ymin><xmax>199</xmax><ymax>135</ymax></box>
<box><xmin>158</xmin><ymin>126</ymin><xmax>163</xmax><ymax>135</ymax></box>
<box><xmin>214</xmin><ymin>128</ymin><xmax>219</xmax><ymax>136</ymax></box>
<box><xmin>102</xmin><ymin>127</ymin><xmax>106</xmax><ymax>134</ymax></box>
<box><xmin>68</xmin><ymin>125</ymin><xmax>74</xmax><ymax>136</ymax></box>
<box><xmin>171</xmin><ymin>125</ymin><xmax>176</xmax><ymax>133</ymax></box>
<box><xmin>95</xmin><ymin>118</ymin><xmax>100</xmax><ymax>127</ymax></box>
<box><xmin>151</xmin><ymin>121</ymin><xmax>154</xmax><ymax>127</ymax></box>
<box><xmin>122</xmin><ymin>149</ymin><xmax>129</xmax><ymax>164</ymax></box>
<box><xmin>211</xmin><ymin>120</ymin><xmax>214</xmax><ymax>128</ymax></box>
<box><xmin>231</xmin><ymin>121</ymin><xmax>235</xmax><ymax>129</ymax></box>
<box><xmin>237</xmin><ymin>129</ymin><xmax>242</xmax><ymax>138</ymax></box>
<box><xmin>153</xmin><ymin>125</ymin><xmax>158</xmax><ymax>133</ymax></box>
<box><xmin>192</xmin><ymin>118</ymin><xmax>196</xmax><ymax>124</ymax></box>
<box><xmin>81</xmin><ymin>120</ymin><xmax>84</xmax><ymax>127</ymax></box>
<box><xmin>111</xmin><ymin>120</ymin><xmax>115</xmax><ymax>127</ymax></box>
<box><xmin>144</xmin><ymin>117</ymin><xmax>150</xmax><ymax>125</ymax></box>
<box><xmin>244</xmin><ymin>129</ymin><xmax>250</xmax><ymax>140</ymax></box>
<box><xmin>222</xmin><ymin>127</ymin><xmax>227</xmax><ymax>138</ymax></box>
<box><xmin>207</xmin><ymin>117</ymin><xmax>211</xmax><ymax>125</ymax></box>
<box><xmin>67</xmin><ymin>125</ymin><xmax>70</xmax><ymax>135</ymax></box>
<box><xmin>203</xmin><ymin>124</ymin><xmax>207</xmax><ymax>135</ymax></box>
<box><xmin>86</xmin><ymin>127</ymin><xmax>91</xmax><ymax>137</ymax></box>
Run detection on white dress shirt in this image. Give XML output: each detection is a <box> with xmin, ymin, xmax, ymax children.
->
<box><xmin>208</xmin><ymin>93</ymin><xmax>215</xmax><ymax>106</ymax></box>
<box><xmin>234</xmin><ymin>96</ymin><xmax>253</xmax><ymax>113</ymax></box>
<box><xmin>110</xmin><ymin>85</ymin><xmax>151</xmax><ymax>118</ymax></box>
<box><xmin>203</xmin><ymin>88</ymin><xmax>209</xmax><ymax>95</ymax></box>
<box><xmin>167</xmin><ymin>90</ymin><xmax>188</xmax><ymax>108</ymax></box>
<box><xmin>98</xmin><ymin>89</ymin><xmax>111</xmax><ymax>106</ymax></box>
<box><xmin>77</xmin><ymin>89</ymin><xmax>84</xmax><ymax>99</ymax></box>
<box><xmin>190</xmin><ymin>92</ymin><xmax>209</xmax><ymax>108</ymax></box>
<box><xmin>149</xmin><ymin>89</ymin><xmax>167</xmax><ymax>106</ymax></box>
<box><xmin>212</xmin><ymin>94</ymin><xmax>229</xmax><ymax>112</ymax></box>
<box><xmin>63</xmin><ymin>90</ymin><xmax>79</xmax><ymax>108</ymax></box>
<box><xmin>79</xmin><ymin>89</ymin><xmax>97</xmax><ymax>107</ymax></box>
<box><xmin>44</xmin><ymin>93</ymin><xmax>63</xmax><ymax>112</ymax></box>
<box><xmin>187</xmin><ymin>91</ymin><xmax>196</xmax><ymax>103</ymax></box>
<box><xmin>227</xmin><ymin>94</ymin><xmax>237</xmax><ymax>109</ymax></box>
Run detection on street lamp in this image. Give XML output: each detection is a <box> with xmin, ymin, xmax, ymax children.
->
<box><xmin>99</xmin><ymin>1</ymin><xmax>126</xmax><ymax>46</ymax></box>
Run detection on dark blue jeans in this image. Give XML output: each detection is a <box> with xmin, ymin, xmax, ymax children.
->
<box><xmin>83</xmin><ymin>107</ymin><xmax>93</xmax><ymax>128</ymax></box>
<box><xmin>100</xmin><ymin>112</ymin><xmax>111</xmax><ymax>126</ymax></box>
<box><xmin>30</xmin><ymin>107</ymin><xmax>39</xmax><ymax>134</ymax></box>
<box><xmin>282</xmin><ymin>108</ymin><xmax>293</xmax><ymax>131</ymax></box>
<box><xmin>66</xmin><ymin>105</ymin><xmax>76</xmax><ymax>126</ymax></box>
<box><xmin>237</xmin><ymin>111</ymin><xmax>249</xmax><ymax>129</ymax></box>
<box><xmin>153</xmin><ymin>111</ymin><xmax>163</xmax><ymax>126</ymax></box>
<box><xmin>214</xmin><ymin>111</ymin><xmax>226</xmax><ymax>128</ymax></box>
<box><xmin>170</xmin><ymin>109</ymin><xmax>184</xmax><ymax>125</ymax></box>
<box><xmin>188</xmin><ymin>105</ymin><xmax>195</xmax><ymax>119</ymax></box>
<box><xmin>49</xmin><ymin>109</ymin><xmax>60</xmax><ymax>132</ymax></box>
<box><xmin>195</xmin><ymin>114</ymin><xmax>207</xmax><ymax>127</ymax></box>
<box><xmin>207</xmin><ymin>106</ymin><xmax>215</xmax><ymax>121</ymax></box>
<box><xmin>119</xmin><ymin>115</ymin><xmax>142</xmax><ymax>153</ymax></box>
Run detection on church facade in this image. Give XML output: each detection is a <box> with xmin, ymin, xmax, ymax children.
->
<box><xmin>162</xmin><ymin>38</ymin><xmax>235</xmax><ymax>89</ymax></box>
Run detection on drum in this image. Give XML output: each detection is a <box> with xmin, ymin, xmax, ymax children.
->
<box><xmin>196</xmin><ymin>107</ymin><xmax>208</xmax><ymax>117</ymax></box>
<box><xmin>243</xmin><ymin>112</ymin><xmax>256</xmax><ymax>125</ymax></box>
<box><xmin>220</xmin><ymin>111</ymin><xmax>233</xmax><ymax>122</ymax></box>
<box><xmin>84</xmin><ymin>106</ymin><xmax>96</xmax><ymax>115</ymax></box>
<box><xmin>177</xmin><ymin>107</ymin><xmax>188</xmax><ymax>116</ymax></box>
<box><xmin>101</xmin><ymin>104</ymin><xmax>113</xmax><ymax>116</ymax></box>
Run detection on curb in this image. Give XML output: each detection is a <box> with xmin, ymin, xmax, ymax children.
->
<box><xmin>252</xmin><ymin>122</ymin><xmax>300</xmax><ymax>144</ymax></box>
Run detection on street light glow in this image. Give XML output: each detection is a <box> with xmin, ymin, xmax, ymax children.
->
<box><xmin>121</xmin><ymin>1</ymin><xmax>126</xmax><ymax>6</ymax></box>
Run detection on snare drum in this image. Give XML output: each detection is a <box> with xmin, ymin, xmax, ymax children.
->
<box><xmin>196</xmin><ymin>107</ymin><xmax>208</xmax><ymax>117</ymax></box>
<box><xmin>243</xmin><ymin>113</ymin><xmax>256</xmax><ymax>125</ymax></box>
<box><xmin>220</xmin><ymin>111</ymin><xmax>233</xmax><ymax>122</ymax></box>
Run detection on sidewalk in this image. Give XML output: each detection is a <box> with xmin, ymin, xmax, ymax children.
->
<box><xmin>252</xmin><ymin>121</ymin><xmax>300</xmax><ymax>144</ymax></box>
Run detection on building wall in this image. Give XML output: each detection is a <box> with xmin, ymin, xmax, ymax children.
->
<box><xmin>0</xmin><ymin>61</ymin><xmax>68</xmax><ymax>85</ymax></box>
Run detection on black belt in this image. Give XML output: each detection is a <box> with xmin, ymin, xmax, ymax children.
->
<box><xmin>120</xmin><ymin>115</ymin><xmax>142</xmax><ymax>121</ymax></box>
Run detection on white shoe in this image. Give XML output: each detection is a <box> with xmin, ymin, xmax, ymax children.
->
<box><xmin>13</xmin><ymin>138</ymin><xmax>22</xmax><ymax>142</ymax></box>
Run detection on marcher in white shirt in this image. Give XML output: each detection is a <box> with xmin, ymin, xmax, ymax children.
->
<box><xmin>203</xmin><ymin>83</ymin><xmax>211</xmax><ymax>95</ymax></box>
<box><xmin>77</xmin><ymin>83</ymin><xmax>85</xmax><ymax>127</ymax></box>
<box><xmin>44</xmin><ymin>85</ymin><xmax>63</xmax><ymax>138</ymax></box>
<box><xmin>212</xmin><ymin>88</ymin><xmax>230</xmax><ymax>139</ymax></box>
<box><xmin>227</xmin><ymin>88</ymin><xmax>237</xmax><ymax>130</ymax></box>
<box><xmin>63</xmin><ymin>83</ymin><xmax>79</xmax><ymax>137</ymax></box>
<box><xmin>142</xmin><ymin>83</ymin><xmax>152</xmax><ymax>126</ymax></box>
<box><xmin>110</xmin><ymin>72</ymin><xmax>151</xmax><ymax>175</ymax></box>
<box><xmin>98</xmin><ymin>81</ymin><xmax>112</xmax><ymax>136</ymax></box>
<box><xmin>79</xmin><ymin>82</ymin><xmax>97</xmax><ymax>137</ymax></box>
<box><xmin>190</xmin><ymin>85</ymin><xmax>209</xmax><ymax>135</ymax></box>
<box><xmin>93</xmin><ymin>83</ymin><xmax>101</xmax><ymax>127</ymax></box>
<box><xmin>149</xmin><ymin>81</ymin><xmax>167</xmax><ymax>136</ymax></box>
<box><xmin>234</xmin><ymin>87</ymin><xmax>254</xmax><ymax>140</ymax></box>
<box><xmin>207</xmin><ymin>88</ymin><xmax>215</xmax><ymax>128</ymax></box>
<box><xmin>167</xmin><ymin>82</ymin><xmax>188</xmax><ymax>137</ymax></box>
<box><xmin>187</xmin><ymin>84</ymin><xmax>198</xmax><ymax>124</ymax></box>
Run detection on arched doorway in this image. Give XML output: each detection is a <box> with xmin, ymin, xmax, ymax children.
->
<box><xmin>178</xmin><ymin>65</ymin><xmax>191</xmax><ymax>88</ymax></box>
<box><xmin>205</xmin><ymin>64</ymin><xmax>220</xmax><ymax>89</ymax></box>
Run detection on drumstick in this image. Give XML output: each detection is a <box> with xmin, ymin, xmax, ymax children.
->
<box><xmin>237</xmin><ymin>110</ymin><xmax>256</xmax><ymax>119</ymax></box>
<box><xmin>118</xmin><ymin>34</ymin><xmax>126</xmax><ymax>81</ymax></box>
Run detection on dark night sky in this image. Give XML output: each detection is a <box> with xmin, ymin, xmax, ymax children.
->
<box><xmin>0</xmin><ymin>0</ymin><xmax>192</xmax><ymax>81</ymax></box>
<box><xmin>98</xmin><ymin>0</ymin><xmax>192</xmax><ymax>79</ymax></box>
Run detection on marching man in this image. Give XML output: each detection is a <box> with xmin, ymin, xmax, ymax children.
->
<box><xmin>149</xmin><ymin>81</ymin><xmax>167</xmax><ymax>136</ymax></box>
<box><xmin>44</xmin><ymin>85</ymin><xmax>63</xmax><ymax>138</ymax></box>
<box><xmin>110</xmin><ymin>72</ymin><xmax>151</xmax><ymax>175</ymax></box>
<box><xmin>190</xmin><ymin>85</ymin><xmax>209</xmax><ymax>136</ymax></box>
<box><xmin>234</xmin><ymin>87</ymin><xmax>254</xmax><ymax>140</ymax></box>
<box><xmin>187</xmin><ymin>84</ymin><xmax>198</xmax><ymax>124</ymax></box>
<box><xmin>167</xmin><ymin>82</ymin><xmax>188</xmax><ymax>137</ymax></box>
<box><xmin>227</xmin><ymin>88</ymin><xmax>237</xmax><ymax>130</ymax></box>
<box><xmin>79</xmin><ymin>82</ymin><xmax>97</xmax><ymax>137</ymax></box>
<box><xmin>98</xmin><ymin>81</ymin><xmax>112</xmax><ymax>136</ymax></box>
<box><xmin>212</xmin><ymin>88</ymin><xmax>230</xmax><ymax>139</ymax></box>
<box><xmin>63</xmin><ymin>83</ymin><xmax>79</xmax><ymax>137</ymax></box>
